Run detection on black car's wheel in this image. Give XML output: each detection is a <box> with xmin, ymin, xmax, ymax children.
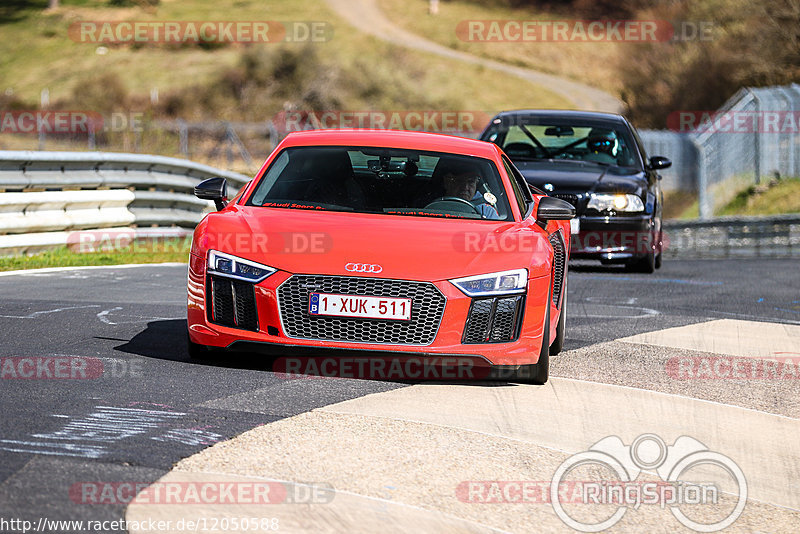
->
<box><xmin>550</xmin><ymin>278</ymin><xmax>566</xmax><ymax>355</ymax></box>
<box><xmin>628</xmin><ymin>251</ymin><xmax>655</xmax><ymax>273</ymax></box>
<box><xmin>655</xmin><ymin>230</ymin><xmax>663</xmax><ymax>269</ymax></box>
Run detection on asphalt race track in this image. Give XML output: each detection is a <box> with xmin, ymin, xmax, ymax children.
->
<box><xmin>1</xmin><ymin>259</ymin><xmax>799</xmax><ymax>532</ymax></box>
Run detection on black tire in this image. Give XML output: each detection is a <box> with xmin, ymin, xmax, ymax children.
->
<box><xmin>628</xmin><ymin>250</ymin><xmax>655</xmax><ymax>273</ymax></box>
<box><xmin>654</xmin><ymin>231</ymin><xmax>663</xmax><ymax>269</ymax></box>
<box><xmin>187</xmin><ymin>333</ymin><xmax>221</xmax><ymax>360</ymax></box>
<box><xmin>550</xmin><ymin>278</ymin><xmax>566</xmax><ymax>355</ymax></box>
<box><xmin>512</xmin><ymin>304</ymin><xmax>550</xmax><ymax>385</ymax></box>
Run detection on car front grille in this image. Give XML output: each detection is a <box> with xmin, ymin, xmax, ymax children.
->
<box><xmin>462</xmin><ymin>295</ymin><xmax>524</xmax><ymax>344</ymax></box>
<box><xmin>277</xmin><ymin>275</ymin><xmax>446</xmax><ymax>345</ymax></box>
<box><xmin>550</xmin><ymin>231</ymin><xmax>566</xmax><ymax>307</ymax></box>
<box><xmin>207</xmin><ymin>274</ymin><xmax>259</xmax><ymax>331</ymax></box>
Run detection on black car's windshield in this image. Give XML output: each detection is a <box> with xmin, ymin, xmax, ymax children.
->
<box><xmin>483</xmin><ymin>119</ymin><xmax>642</xmax><ymax>169</ymax></box>
<box><xmin>246</xmin><ymin>146</ymin><xmax>513</xmax><ymax>220</ymax></box>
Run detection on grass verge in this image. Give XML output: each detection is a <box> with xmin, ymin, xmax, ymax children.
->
<box><xmin>0</xmin><ymin>243</ymin><xmax>190</xmax><ymax>272</ymax></box>
<box><xmin>718</xmin><ymin>178</ymin><xmax>800</xmax><ymax>216</ymax></box>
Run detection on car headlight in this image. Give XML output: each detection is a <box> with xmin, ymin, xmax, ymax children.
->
<box><xmin>208</xmin><ymin>250</ymin><xmax>276</xmax><ymax>283</ymax></box>
<box><xmin>450</xmin><ymin>268</ymin><xmax>528</xmax><ymax>296</ymax></box>
<box><xmin>587</xmin><ymin>193</ymin><xmax>645</xmax><ymax>212</ymax></box>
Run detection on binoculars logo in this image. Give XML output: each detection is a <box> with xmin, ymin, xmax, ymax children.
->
<box><xmin>551</xmin><ymin>434</ymin><xmax>747</xmax><ymax>532</ymax></box>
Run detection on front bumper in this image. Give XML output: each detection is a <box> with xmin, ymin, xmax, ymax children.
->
<box><xmin>570</xmin><ymin>214</ymin><xmax>656</xmax><ymax>262</ymax></box>
<box><xmin>188</xmin><ymin>255</ymin><xmax>551</xmax><ymax>368</ymax></box>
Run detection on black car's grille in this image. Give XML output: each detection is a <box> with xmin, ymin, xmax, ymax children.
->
<box><xmin>278</xmin><ymin>275</ymin><xmax>445</xmax><ymax>345</ymax></box>
<box><xmin>207</xmin><ymin>275</ymin><xmax>259</xmax><ymax>331</ymax></box>
<box><xmin>463</xmin><ymin>295</ymin><xmax>524</xmax><ymax>344</ymax></box>
<box><xmin>552</xmin><ymin>193</ymin><xmax>579</xmax><ymax>207</ymax></box>
<box><xmin>550</xmin><ymin>231</ymin><xmax>566</xmax><ymax>307</ymax></box>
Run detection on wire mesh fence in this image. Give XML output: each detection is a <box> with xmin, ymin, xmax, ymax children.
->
<box><xmin>640</xmin><ymin>83</ymin><xmax>800</xmax><ymax>218</ymax></box>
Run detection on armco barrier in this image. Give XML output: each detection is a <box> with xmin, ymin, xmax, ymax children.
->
<box><xmin>2</xmin><ymin>151</ymin><xmax>798</xmax><ymax>260</ymax></box>
<box><xmin>0</xmin><ymin>151</ymin><xmax>251</xmax><ymax>255</ymax></box>
<box><xmin>663</xmin><ymin>215</ymin><xmax>800</xmax><ymax>259</ymax></box>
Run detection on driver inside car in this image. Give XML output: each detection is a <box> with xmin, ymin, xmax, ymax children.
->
<box><xmin>442</xmin><ymin>169</ymin><xmax>500</xmax><ymax>219</ymax></box>
<box><xmin>584</xmin><ymin>129</ymin><xmax>618</xmax><ymax>165</ymax></box>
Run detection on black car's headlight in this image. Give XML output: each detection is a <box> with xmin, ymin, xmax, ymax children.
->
<box><xmin>587</xmin><ymin>193</ymin><xmax>645</xmax><ymax>213</ymax></box>
<box><xmin>450</xmin><ymin>269</ymin><xmax>528</xmax><ymax>297</ymax></box>
<box><xmin>208</xmin><ymin>250</ymin><xmax>276</xmax><ymax>283</ymax></box>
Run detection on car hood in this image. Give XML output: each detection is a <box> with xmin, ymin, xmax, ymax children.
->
<box><xmin>201</xmin><ymin>206</ymin><xmax>552</xmax><ymax>281</ymax></box>
<box><xmin>514</xmin><ymin>160</ymin><xmax>646</xmax><ymax>196</ymax></box>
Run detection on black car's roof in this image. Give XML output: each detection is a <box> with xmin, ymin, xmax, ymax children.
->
<box><xmin>490</xmin><ymin>109</ymin><xmax>628</xmax><ymax>124</ymax></box>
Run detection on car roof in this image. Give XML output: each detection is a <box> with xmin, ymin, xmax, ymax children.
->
<box><xmin>279</xmin><ymin>129</ymin><xmax>501</xmax><ymax>159</ymax></box>
<box><xmin>491</xmin><ymin>109</ymin><xmax>628</xmax><ymax>124</ymax></box>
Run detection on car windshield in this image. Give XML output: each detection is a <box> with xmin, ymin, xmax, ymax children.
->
<box><xmin>246</xmin><ymin>146</ymin><xmax>513</xmax><ymax>220</ymax></box>
<box><xmin>483</xmin><ymin>119</ymin><xmax>642</xmax><ymax>169</ymax></box>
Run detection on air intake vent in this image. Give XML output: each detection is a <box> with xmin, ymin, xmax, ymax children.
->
<box><xmin>550</xmin><ymin>231</ymin><xmax>566</xmax><ymax>307</ymax></box>
<box><xmin>462</xmin><ymin>295</ymin><xmax>524</xmax><ymax>344</ymax></box>
<box><xmin>207</xmin><ymin>275</ymin><xmax>259</xmax><ymax>331</ymax></box>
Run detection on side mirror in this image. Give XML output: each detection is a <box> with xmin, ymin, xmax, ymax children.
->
<box><xmin>537</xmin><ymin>196</ymin><xmax>575</xmax><ymax>221</ymax></box>
<box><xmin>195</xmin><ymin>177</ymin><xmax>228</xmax><ymax>211</ymax></box>
<box><xmin>648</xmin><ymin>156</ymin><xmax>671</xmax><ymax>170</ymax></box>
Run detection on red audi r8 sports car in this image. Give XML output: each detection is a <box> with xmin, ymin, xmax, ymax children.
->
<box><xmin>187</xmin><ymin>129</ymin><xmax>574</xmax><ymax>384</ymax></box>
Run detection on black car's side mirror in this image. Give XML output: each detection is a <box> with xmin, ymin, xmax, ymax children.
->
<box><xmin>648</xmin><ymin>156</ymin><xmax>672</xmax><ymax>171</ymax></box>
<box><xmin>195</xmin><ymin>177</ymin><xmax>228</xmax><ymax>211</ymax></box>
<box><xmin>537</xmin><ymin>196</ymin><xmax>576</xmax><ymax>221</ymax></box>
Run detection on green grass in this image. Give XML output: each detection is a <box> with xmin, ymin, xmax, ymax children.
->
<box><xmin>718</xmin><ymin>178</ymin><xmax>800</xmax><ymax>216</ymax></box>
<box><xmin>0</xmin><ymin>0</ymin><xmax>570</xmax><ymax>113</ymax></box>
<box><xmin>663</xmin><ymin>178</ymin><xmax>800</xmax><ymax>220</ymax></box>
<box><xmin>0</xmin><ymin>241</ymin><xmax>190</xmax><ymax>272</ymax></box>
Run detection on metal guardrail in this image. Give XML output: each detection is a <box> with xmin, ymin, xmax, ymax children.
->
<box><xmin>0</xmin><ymin>150</ymin><xmax>250</xmax><ymax>191</ymax></box>
<box><xmin>2</xmin><ymin>151</ymin><xmax>798</xmax><ymax>259</ymax></box>
<box><xmin>0</xmin><ymin>151</ymin><xmax>251</xmax><ymax>255</ymax></box>
<box><xmin>663</xmin><ymin>215</ymin><xmax>800</xmax><ymax>258</ymax></box>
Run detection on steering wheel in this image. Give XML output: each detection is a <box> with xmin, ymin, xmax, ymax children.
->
<box><xmin>424</xmin><ymin>196</ymin><xmax>482</xmax><ymax>215</ymax></box>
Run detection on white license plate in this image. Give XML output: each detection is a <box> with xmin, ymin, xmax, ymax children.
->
<box><xmin>309</xmin><ymin>293</ymin><xmax>412</xmax><ymax>321</ymax></box>
<box><xmin>570</xmin><ymin>218</ymin><xmax>580</xmax><ymax>234</ymax></box>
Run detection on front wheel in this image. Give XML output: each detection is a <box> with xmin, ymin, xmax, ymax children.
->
<box><xmin>628</xmin><ymin>250</ymin><xmax>655</xmax><ymax>273</ymax></box>
<box><xmin>654</xmin><ymin>230</ymin><xmax>663</xmax><ymax>269</ymax></box>
<box><xmin>511</xmin><ymin>304</ymin><xmax>550</xmax><ymax>384</ymax></box>
<box><xmin>187</xmin><ymin>333</ymin><xmax>222</xmax><ymax>360</ymax></box>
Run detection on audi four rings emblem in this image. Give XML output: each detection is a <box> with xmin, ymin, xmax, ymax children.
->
<box><xmin>345</xmin><ymin>263</ymin><xmax>383</xmax><ymax>273</ymax></box>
